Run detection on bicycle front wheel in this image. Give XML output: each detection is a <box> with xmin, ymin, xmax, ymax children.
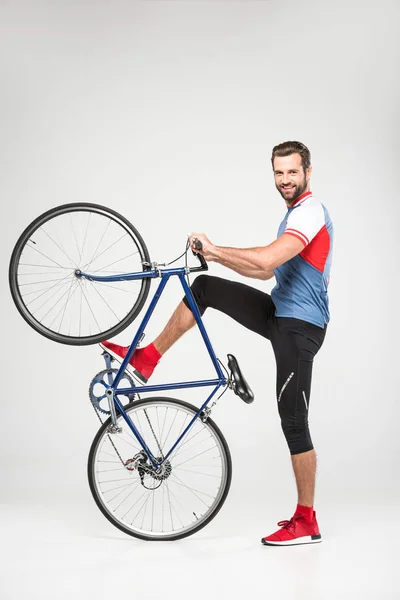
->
<box><xmin>9</xmin><ymin>203</ymin><xmax>151</xmax><ymax>345</ymax></box>
<box><xmin>87</xmin><ymin>397</ymin><xmax>232</xmax><ymax>541</ymax></box>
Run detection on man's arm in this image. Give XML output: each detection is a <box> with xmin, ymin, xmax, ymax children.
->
<box><xmin>191</xmin><ymin>233</ymin><xmax>305</xmax><ymax>278</ymax></box>
<box><xmin>224</xmin><ymin>264</ymin><xmax>275</xmax><ymax>281</ymax></box>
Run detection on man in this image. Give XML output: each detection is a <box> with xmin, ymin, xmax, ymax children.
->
<box><xmin>101</xmin><ymin>140</ymin><xmax>334</xmax><ymax>546</ymax></box>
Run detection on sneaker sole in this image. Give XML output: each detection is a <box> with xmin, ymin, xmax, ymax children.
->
<box><xmin>99</xmin><ymin>343</ymin><xmax>148</xmax><ymax>384</ymax></box>
<box><xmin>261</xmin><ymin>534</ymin><xmax>322</xmax><ymax>546</ymax></box>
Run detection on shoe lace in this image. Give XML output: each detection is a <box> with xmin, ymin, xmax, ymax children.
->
<box><xmin>277</xmin><ymin>515</ymin><xmax>304</xmax><ymax>531</ymax></box>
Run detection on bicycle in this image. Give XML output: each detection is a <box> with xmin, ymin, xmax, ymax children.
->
<box><xmin>9</xmin><ymin>202</ymin><xmax>254</xmax><ymax>541</ymax></box>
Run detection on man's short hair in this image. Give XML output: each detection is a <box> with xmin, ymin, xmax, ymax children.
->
<box><xmin>271</xmin><ymin>141</ymin><xmax>311</xmax><ymax>172</ymax></box>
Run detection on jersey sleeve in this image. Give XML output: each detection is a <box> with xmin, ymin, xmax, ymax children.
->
<box><xmin>284</xmin><ymin>204</ymin><xmax>325</xmax><ymax>247</ymax></box>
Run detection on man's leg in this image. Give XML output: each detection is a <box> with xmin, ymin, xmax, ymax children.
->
<box><xmin>291</xmin><ymin>449</ymin><xmax>317</xmax><ymax>507</ymax></box>
<box><xmin>152</xmin><ymin>301</ymin><xmax>195</xmax><ymax>355</ymax></box>
<box><xmin>153</xmin><ymin>274</ymin><xmax>274</xmax><ymax>354</ymax></box>
<box><xmin>261</xmin><ymin>319</ymin><xmax>326</xmax><ymax>545</ymax></box>
<box><xmin>102</xmin><ymin>274</ymin><xmax>275</xmax><ymax>380</ymax></box>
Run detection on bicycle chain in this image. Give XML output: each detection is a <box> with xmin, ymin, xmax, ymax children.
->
<box><xmin>92</xmin><ymin>404</ymin><xmax>126</xmax><ymax>466</ymax></box>
<box><xmin>143</xmin><ymin>408</ymin><xmax>164</xmax><ymax>460</ymax></box>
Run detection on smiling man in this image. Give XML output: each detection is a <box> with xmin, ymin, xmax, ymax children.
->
<box><xmin>101</xmin><ymin>140</ymin><xmax>334</xmax><ymax>546</ymax></box>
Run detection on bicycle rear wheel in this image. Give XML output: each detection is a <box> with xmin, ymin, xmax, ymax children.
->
<box><xmin>9</xmin><ymin>203</ymin><xmax>151</xmax><ymax>345</ymax></box>
<box><xmin>87</xmin><ymin>397</ymin><xmax>232</xmax><ymax>541</ymax></box>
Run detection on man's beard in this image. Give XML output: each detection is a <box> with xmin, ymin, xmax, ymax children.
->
<box><xmin>276</xmin><ymin>177</ymin><xmax>308</xmax><ymax>205</ymax></box>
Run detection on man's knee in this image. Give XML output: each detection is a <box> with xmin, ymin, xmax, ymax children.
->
<box><xmin>183</xmin><ymin>274</ymin><xmax>211</xmax><ymax>315</ymax></box>
<box><xmin>191</xmin><ymin>274</ymin><xmax>210</xmax><ymax>295</ymax></box>
<box><xmin>280</xmin><ymin>415</ymin><xmax>314</xmax><ymax>455</ymax></box>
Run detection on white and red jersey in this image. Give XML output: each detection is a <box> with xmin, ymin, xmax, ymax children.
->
<box><xmin>271</xmin><ymin>191</ymin><xmax>333</xmax><ymax>328</ymax></box>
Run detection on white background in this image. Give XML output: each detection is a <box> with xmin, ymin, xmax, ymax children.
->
<box><xmin>1</xmin><ymin>1</ymin><xmax>399</xmax><ymax>598</ymax></box>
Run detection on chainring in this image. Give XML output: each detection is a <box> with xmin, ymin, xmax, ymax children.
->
<box><xmin>89</xmin><ymin>368</ymin><xmax>136</xmax><ymax>414</ymax></box>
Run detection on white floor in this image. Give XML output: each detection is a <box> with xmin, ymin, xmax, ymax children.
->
<box><xmin>1</xmin><ymin>498</ymin><xmax>398</xmax><ymax>600</ymax></box>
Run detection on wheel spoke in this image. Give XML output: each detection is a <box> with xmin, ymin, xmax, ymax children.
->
<box><xmin>84</xmin><ymin>218</ymin><xmax>112</xmax><ymax>269</ymax></box>
<box><xmin>80</xmin><ymin>212</ymin><xmax>91</xmax><ymax>263</ymax></box>
<box><xmin>68</xmin><ymin>212</ymin><xmax>83</xmax><ymax>264</ymax></box>
<box><xmin>172</xmin><ymin>445</ymin><xmax>219</xmax><ymax>469</ymax></box>
<box><xmin>86</xmin><ymin>279</ymin><xmax>121</xmax><ymax>323</ymax></box>
<box><xmin>41</xmin><ymin>226</ymin><xmax>78</xmax><ymax>268</ymax></box>
<box><xmin>19</xmin><ymin>263</ymin><xmax>73</xmax><ymax>270</ymax></box>
<box><xmin>48</xmin><ymin>281</ymin><xmax>80</xmax><ymax>330</ymax></box>
<box><xmin>165</xmin><ymin>481</ymin><xmax>198</xmax><ymax>527</ymax></box>
<box><xmin>58</xmin><ymin>279</ymin><xmax>78</xmax><ymax>333</ymax></box>
<box><xmin>79</xmin><ymin>283</ymin><xmax>102</xmax><ymax>333</ymax></box>
<box><xmin>90</xmin><ymin>251</ymin><xmax>140</xmax><ymax>274</ymax></box>
<box><xmin>96</xmin><ymin>281</ymin><xmax>139</xmax><ymax>295</ymax></box>
<box><xmin>25</xmin><ymin>273</ymin><xmax>73</xmax><ymax>307</ymax></box>
<box><xmin>167</xmin><ymin>473</ymin><xmax>215</xmax><ymax>503</ymax></box>
<box><xmin>25</xmin><ymin>241</ymin><xmax>69</xmax><ymax>269</ymax></box>
<box><xmin>160</xmin><ymin>408</ymin><xmax>179</xmax><ymax>450</ymax></box>
<box><xmin>41</xmin><ymin>280</ymin><xmax>79</xmax><ymax>324</ymax></box>
<box><xmin>83</xmin><ymin>232</ymin><xmax>129</xmax><ymax>270</ymax></box>
<box><xmin>18</xmin><ymin>277</ymin><xmax>73</xmax><ymax>287</ymax></box>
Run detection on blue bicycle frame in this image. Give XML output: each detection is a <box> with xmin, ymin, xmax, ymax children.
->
<box><xmin>79</xmin><ymin>263</ymin><xmax>228</xmax><ymax>471</ymax></box>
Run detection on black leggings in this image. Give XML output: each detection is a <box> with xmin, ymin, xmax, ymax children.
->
<box><xmin>182</xmin><ymin>275</ymin><xmax>327</xmax><ymax>455</ymax></box>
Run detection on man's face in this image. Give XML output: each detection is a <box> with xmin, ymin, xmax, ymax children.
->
<box><xmin>273</xmin><ymin>153</ymin><xmax>312</xmax><ymax>205</ymax></box>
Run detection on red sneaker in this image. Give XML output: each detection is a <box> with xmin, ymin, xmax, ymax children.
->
<box><xmin>100</xmin><ymin>341</ymin><xmax>161</xmax><ymax>383</ymax></box>
<box><xmin>261</xmin><ymin>512</ymin><xmax>322</xmax><ymax>546</ymax></box>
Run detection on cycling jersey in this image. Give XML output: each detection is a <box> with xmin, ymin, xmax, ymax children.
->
<box><xmin>271</xmin><ymin>191</ymin><xmax>333</xmax><ymax>328</ymax></box>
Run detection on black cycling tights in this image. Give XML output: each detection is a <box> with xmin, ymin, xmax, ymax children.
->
<box><xmin>182</xmin><ymin>275</ymin><xmax>326</xmax><ymax>455</ymax></box>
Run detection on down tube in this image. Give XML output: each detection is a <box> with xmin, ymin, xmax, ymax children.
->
<box><xmin>179</xmin><ymin>273</ymin><xmax>225</xmax><ymax>379</ymax></box>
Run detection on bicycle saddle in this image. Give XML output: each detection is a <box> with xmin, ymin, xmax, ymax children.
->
<box><xmin>227</xmin><ymin>354</ymin><xmax>254</xmax><ymax>404</ymax></box>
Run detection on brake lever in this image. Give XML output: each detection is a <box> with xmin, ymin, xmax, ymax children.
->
<box><xmin>191</xmin><ymin>238</ymin><xmax>203</xmax><ymax>253</ymax></box>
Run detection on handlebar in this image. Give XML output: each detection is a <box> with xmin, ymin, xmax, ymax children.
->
<box><xmin>190</xmin><ymin>238</ymin><xmax>208</xmax><ymax>272</ymax></box>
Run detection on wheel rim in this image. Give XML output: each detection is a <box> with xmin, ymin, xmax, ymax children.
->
<box><xmin>12</xmin><ymin>206</ymin><xmax>149</xmax><ymax>342</ymax></box>
<box><xmin>91</xmin><ymin>401</ymin><xmax>229</xmax><ymax>539</ymax></box>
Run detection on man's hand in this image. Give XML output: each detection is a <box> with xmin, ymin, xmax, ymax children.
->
<box><xmin>189</xmin><ymin>233</ymin><xmax>217</xmax><ymax>261</ymax></box>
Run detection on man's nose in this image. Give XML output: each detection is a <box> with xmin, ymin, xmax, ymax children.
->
<box><xmin>282</xmin><ymin>173</ymin><xmax>290</xmax><ymax>184</ymax></box>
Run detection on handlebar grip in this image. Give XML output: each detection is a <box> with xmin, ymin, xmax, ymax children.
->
<box><xmin>191</xmin><ymin>237</ymin><xmax>208</xmax><ymax>271</ymax></box>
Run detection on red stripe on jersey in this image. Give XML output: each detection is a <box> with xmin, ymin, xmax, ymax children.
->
<box><xmin>285</xmin><ymin>228</ymin><xmax>309</xmax><ymax>245</ymax></box>
<box><xmin>300</xmin><ymin>224</ymin><xmax>330</xmax><ymax>272</ymax></box>
<box><xmin>284</xmin><ymin>231</ymin><xmax>307</xmax><ymax>247</ymax></box>
<box><xmin>292</xmin><ymin>191</ymin><xmax>312</xmax><ymax>207</ymax></box>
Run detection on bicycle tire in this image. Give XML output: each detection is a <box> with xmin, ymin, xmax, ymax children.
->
<box><xmin>9</xmin><ymin>202</ymin><xmax>151</xmax><ymax>345</ymax></box>
<box><xmin>87</xmin><ymin>397</ymin><xmax>232</xmax><ymax>541</ymax></box>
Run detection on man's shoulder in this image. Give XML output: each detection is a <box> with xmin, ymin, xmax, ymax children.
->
<box><xmin>295</xmin><ymin>194</ymin><xmax>322</xmax><ymax>210</ymax></box>
<box><xmin>290</xmin><ymin>196</ymin><xmax>325</xmax><ymax>222</ymax></box>
<box><xmin>294</xmin><ymin>196</ymin><xmax>333</xmax><ymax>224</ymax></box>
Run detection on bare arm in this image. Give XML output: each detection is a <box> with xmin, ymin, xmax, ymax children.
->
<box><xmin>190</xmin><ymin>233</ymin><xmax>304</xmax><ymax>279</ymax></box>
<box><xmin>221</xmin><ymin>262</ymin><xmax>275</xmax><ymax>281</ymax></box>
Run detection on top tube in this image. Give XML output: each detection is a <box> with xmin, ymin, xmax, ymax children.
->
<box><xmin>76</xmin><ymin>261</ymin><xmax>207</xmax><ymax>283</ymax></box>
